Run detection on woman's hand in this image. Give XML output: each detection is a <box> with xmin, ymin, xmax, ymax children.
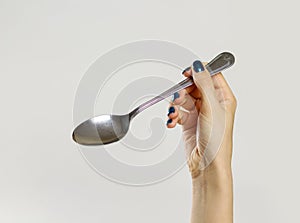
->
<box><xmin>166</xmin><ymin>60</ymin><xmax>237</xmax><ymax>223</ymax></box>
<box><xmin>167</xmin><ymin>60</ymin><xmax>237</xmax><ymax>178</ymax></box>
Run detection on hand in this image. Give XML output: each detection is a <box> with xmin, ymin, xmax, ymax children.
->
<box><xmin>166</xmin><ymin>60</ymin><xmax>237</xmax><ymax>178</ymax></box>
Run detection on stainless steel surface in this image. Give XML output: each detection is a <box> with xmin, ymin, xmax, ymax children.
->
<box><xmin>72</xmin><ymin>52</ymin><xmax>235</xmax><ymax>145</ymax></box>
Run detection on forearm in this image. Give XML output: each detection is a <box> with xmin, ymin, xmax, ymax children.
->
<box><xmin>191</xmin><ymin>166</ymin><xmax>233</xmax><ymax>223</ymax></box>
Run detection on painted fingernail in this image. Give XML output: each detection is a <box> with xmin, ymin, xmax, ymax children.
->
<box><xmin>168</xmin><ymin>106</ymin><xmax>175</xmax><ymax>115</ymax></box>
<box><xmin>182</xmin><ymin>67</ymin><xmax>191</xmax><ymax>74</ymax></box>
<box><xmin>193</xmin><ymin>60</ymin><xmax>204</xmax><ymax>73</ymax></box>
<box><xmin>167</xmin><ymin>119</ymin><xmax>172</xmax><ymax>125</ymax></box>
<box><xmin>172</xmin><ymin>92</ymin><xmax>180</xmax><ymax>101</ymax></box>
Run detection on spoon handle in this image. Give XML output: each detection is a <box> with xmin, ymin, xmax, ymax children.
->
<box><xmin>129</xmin><ymin>52</ymin><xmax>235</xmax><ymax>119</ymax></box>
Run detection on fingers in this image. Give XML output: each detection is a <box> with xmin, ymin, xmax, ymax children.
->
<box><xmin>166</xmin><ymin>99</ymin><xmax>199</xmax><ymax>129</ymax></box>
<box><xmin>166</xmin><ymin>67</ymin><xmax>200</xmax><ymax>129</ymax></box>
<box><xmin>166</xmin><ymin>104</ymin><xmax>191</xmax><ymax>128</ymax></box>
<box><xmin>191</xmin><ymin>60</ymin><xmax>216</xmax><ymax>96</ymax></box>
<box><xmin>184</xmin><ymin>60</ymin><xmax>236</xmax><ymax>111</ymax></box>
<box><xmin>182</xmin><ymin>63</ymin><xmax>209</xmax><ymax>100</ymax></box>
<box><xmin>182</xmin><ymin>67</ymin><xmax>196</xmax><ymax>94</ymax></box>
<box><xmin>212</xmin><ymin>72</ymin><xmax>237</xmax><ymax>107</ymax></box>
<box><xmin>182</xmin><ymin>66</ymin><xmax>192</xmax><ymax>77</ymax></box>
<box><xmin>167</xmin><ymin>60</ymin><xmax>236</xmax><ymax>129</ymax></box>
<box><xmin>172</xmin><ymin>89</ymin><xmax>196</xmax><ymax>111</ymax></box>
<box><xmin>166</xmin><ymin>105</ymin><xmax>178</xmax><ymax>128</ymax></box>
<box><xmin>182</xmin><ymin>62</ymin><xmax>208</xmax><ymax>78</ymax></box>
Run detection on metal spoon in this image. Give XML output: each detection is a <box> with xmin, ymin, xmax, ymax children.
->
<box><xmin>72</xmin><ymin>52</ymin><xmax>235</xmax><ymax>145</ymax></box>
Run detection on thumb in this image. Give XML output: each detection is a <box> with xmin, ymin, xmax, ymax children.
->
<box><xmin>192</xmin><ymin>60</ymin><xmax>217</xmax><ymax>103</ymax></box>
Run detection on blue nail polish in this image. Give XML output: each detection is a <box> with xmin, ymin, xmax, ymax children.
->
<box><xmin>168</xmin><ymin>106</ymin><xmax>175</xmax><ymax>115</ymax></box>
<box><xmin>173</xmin><ymin>92</ymin><xmax>180</xmax><ymax>101</ymax></box>
<box><xmin>182</xmin><ymin>67</ymin><xmax>191</xmax><ymax>74</ymax></box>
<box><xmin>193</xmin><ymin>60</ymin><xmax>204</xmax><ymax>73</ymax></box>
<box><xmin>167</xmin><ymin>119</ymin><xmax>172</xmax><ymax>125</ymax></box>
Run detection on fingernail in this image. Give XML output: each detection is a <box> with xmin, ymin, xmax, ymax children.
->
<box><xmin>182</xmin><ymin>67</ymin><xmax>191</xmax><ymax>74</ymax></box>
<box><xmin>172</xmin><ymin>92</ymin><xmax>180</xmax><ymax>101</ymax></box>
<box><xmin>167</xmin><ymin>119</ymin><xmax>172</xmax><ymax>125</ymax></box>
<box><xmin>168</xmin><ymin>106</ymin><xmax>175</xmax><ymax>115</ymax></box>
<box><xmin>193</xmin><ymin>60</ymin><xmax>204</xmax><ymax>73</ymax></box>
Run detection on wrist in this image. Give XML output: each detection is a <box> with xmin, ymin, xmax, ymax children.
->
<box><xmin>192</xmin><ymin>163</ymin><xmax>232</xmax><ymax>190</ymax></box>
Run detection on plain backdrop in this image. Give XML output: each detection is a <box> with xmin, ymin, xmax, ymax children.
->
<box><xmin>1</xmin><ymin>0</ymin><xmax>300</xmax><ymax>222</ymax></box>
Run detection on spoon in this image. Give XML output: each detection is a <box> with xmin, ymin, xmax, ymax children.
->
<box><xmin>72</xmin><ymin>52</ymin><xmax>235</xmax><ymax>145</ymax></box>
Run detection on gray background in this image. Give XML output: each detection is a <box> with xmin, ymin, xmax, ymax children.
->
<box><xmin>0</xmin><ymin>0</ymin><xmax>299</xmax><ymax>222</ymax></box>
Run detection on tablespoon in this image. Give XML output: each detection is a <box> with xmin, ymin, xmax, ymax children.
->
<box><xmin>72</xmin><ymin>52</ymin><xmax>235</xmax><ymax>145</ymax></box>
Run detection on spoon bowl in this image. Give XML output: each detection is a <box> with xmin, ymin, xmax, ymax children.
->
<box><xmin>73</xmin><ymin>114</ymin><xmax>130</xmax><ymax>145</ymax></box>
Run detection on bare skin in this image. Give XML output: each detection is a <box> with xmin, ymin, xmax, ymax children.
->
<box><xmin>167</xmin><ymin>62</ymin><xmax>237</xmax><ymax>223</ymax></box>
